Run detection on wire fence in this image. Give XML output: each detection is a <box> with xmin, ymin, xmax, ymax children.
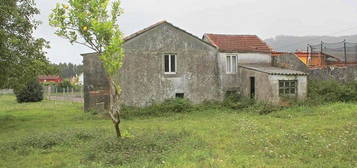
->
<box><xmin>308</xmin><ymin>41</ymin><xmax>357</xmax><ymax>65</ymax></box>
<box><xmin>43</xmin><ymin>85</ymin><xmax>84</xmax><ymax>103</ymax></box>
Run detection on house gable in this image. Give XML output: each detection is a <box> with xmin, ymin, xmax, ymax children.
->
<box><xmin>124</xmin><ymin>21</ymin><xmax>217</xmax><ymax>51</ymax></box>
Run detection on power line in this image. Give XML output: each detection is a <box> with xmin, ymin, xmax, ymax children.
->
<box><xmin>274</xmin><ymin>24</ymin><xmax>357</xmax><ymax>51</ymax></box>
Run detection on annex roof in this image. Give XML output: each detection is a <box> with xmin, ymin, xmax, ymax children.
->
<box><xmin>204</xmin><ymin>34</ymin><xmax>272</xmax><ymax>53</ymax></box>
<box><xmin>239</xmin><ymin>64</ymin><xmax>307</xmax><ymax>76</ymax></box>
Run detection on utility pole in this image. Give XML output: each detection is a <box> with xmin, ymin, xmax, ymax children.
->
<box><xmin>307</xmin><ymin>44</ymin><xmax>310</xmax><ymax>65</ymax></box>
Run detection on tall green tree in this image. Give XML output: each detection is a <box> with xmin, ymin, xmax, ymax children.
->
<box><xmin>0</xmin><ymin>0</ymin><xmax>50</xmax><ymax>90</ymax></box>
<box><xmin>49</xmin><ymin>0</ymin><xmax>125</xmax><ymax>137</ymax></box>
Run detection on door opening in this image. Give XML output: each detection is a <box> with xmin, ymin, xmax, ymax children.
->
<box><xmin>250</xmin><ymin>77</ymin><xmax>255</xmax><ymax>99</ymax></box>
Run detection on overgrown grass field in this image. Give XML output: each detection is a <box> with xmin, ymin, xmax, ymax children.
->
<box><xmin>0</xmin><ymin>94</ymin><xmax>356</xmax><ymax>168</ymax></box>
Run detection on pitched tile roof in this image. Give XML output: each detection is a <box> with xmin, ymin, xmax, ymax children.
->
<box><xmin>204</xmin><ymin>34</ymin><xmax>272</xmax><ymax>53</ymax></box>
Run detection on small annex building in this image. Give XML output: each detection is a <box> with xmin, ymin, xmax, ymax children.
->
<box><xmin>239</xmin><ymin>64</ymin><xmax>307</xmax><ymax>103</ymax></box>
<box><xmin>82</xmin><ymin>21</ymin><xmax>307</xmax><ymax>111</ymax></box>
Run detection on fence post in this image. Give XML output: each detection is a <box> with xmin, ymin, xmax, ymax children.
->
<box><xmin>307</xmin><ymin>44</ymin><xmax>310</xmax><ymax>65</ymax></box>
<box><xmin>48</xmin><ymin>86</ymin><xmax>51</xmax><ymax>100</ymax></box>
<box><xmin>344</xmin><ymin>40</ymin><xmax>347</xmax><ymax>64</ymax></box>
<box><xmin>81</xmin><ymin>86</ymin><xmax>83</xmax><ymax>98</ymax></box>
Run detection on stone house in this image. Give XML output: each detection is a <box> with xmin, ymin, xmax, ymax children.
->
<box><xmin>82</xmin><ymin>21</ymin><xmax>307</xmax><ymax>111</ymax></box>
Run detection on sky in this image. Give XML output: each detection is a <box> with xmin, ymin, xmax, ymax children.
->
<box><xmin>34</xmin><ymin>0</ymin><xmax>357</xmax><ymax>64</ymax></box>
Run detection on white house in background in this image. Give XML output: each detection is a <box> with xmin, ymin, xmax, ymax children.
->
<box><xmin>78</xmin><ymin>73</ymin><xmax>84</xmax><ymax>85</ymax></box>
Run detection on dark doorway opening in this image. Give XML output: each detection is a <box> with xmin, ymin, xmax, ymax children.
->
<box><xmin>176</xmin><ymin>93</ymin><xmax>184</xmax><ymax>98</ymax></box>
<box><xmin>250</xmin><ymin>77</ymin><xmax>255</xmax><ymax>99</ymax></box>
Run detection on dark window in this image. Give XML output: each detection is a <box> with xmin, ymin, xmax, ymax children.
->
<box><xmin>279</xmin><ymin>80</ymin><xmax>297</xmax><ymax>96</ymax></box>
<box><xmin>250</xmin><ymin>77</ymin><xmax>255</xmax><ymax>99</ymax></box>
<box><xmin>164</xmin><ymin>54</ymin><xmax>176</xmax><ymax>73</ymax></box>
<box><xmin>176</xmin><ymin>93</ymin><xmax>184</xmax><ymax>98</ymax></box>
<box><xmin>164</xmin><ymin>55</ymin><xmax>170</xmax><ymax>72</ymax></box>
<box><xmin>171</xmin><ymin>55</ymin><xmax>176</xmax><ymax>72</ymax></box>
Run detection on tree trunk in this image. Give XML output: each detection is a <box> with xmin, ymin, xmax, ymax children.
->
<box><xmin>108</xmin><ymin>77</ymin><xmax>122</xmax><ymax>138</ymax></box>
<box><xmin>113</xmin><ymin>120</ymin><xmax>121</xmax><ymax>137</ymax></box>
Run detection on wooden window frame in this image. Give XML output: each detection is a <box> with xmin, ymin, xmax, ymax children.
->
<box><xmin>164</xmin><ymin>54</ymin><xmax>177</xmax><ymax>74</ymax></box>
<box><xmin>226</xmin><ymin>55</ymin><xmax>238</xmax><ymax>74</ymax></box>
<box><xmin>279</xmin><ymin>80</ymin><xmax>298</xmax><ymax>97</ymax></box>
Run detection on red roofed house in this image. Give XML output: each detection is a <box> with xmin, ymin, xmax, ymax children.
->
<box><xmin>38</xmin><ymin>75</ymin><xmax>63</xmax><ymax>83</ymax></box>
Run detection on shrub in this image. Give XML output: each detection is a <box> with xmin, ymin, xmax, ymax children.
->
<box><xmin>122</xmin><ymin>98</ymin><xmax>193</xmax><ymax>119</ymax></box>
<box><xmin>14</xmin><ymin>79</ymin><xmax>43</xmax><ymax>103</ymax></box>
<box><xmin>57</xmin><ymin>79</ymin><xmax>73</xmax><ymax>92</ymax></box>
<box><xmin>308</xmin><ymin>80</ymin><xmax>357</xmax><ymax>103</ymax></box>
<box><xmin>222</xmin><ymin>92</ymin><xmax>255</xmax><ymax>110</ymax></box>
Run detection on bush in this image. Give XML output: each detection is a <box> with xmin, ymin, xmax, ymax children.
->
<box><xmin>14</xmin><ymin>79</ymin><xmax>43</xmax><ymax>103</ymax></box>
<box><xmin>308</xmin><ymin>80</ymin><xmax>357</xmax><ymax>103</ymax></box>
<box><xmin>122</xmin><ymin>98</ymin><xmax>193</xmax><ymax>119</ymax></box>
<box><xmin>57</xmin><ymin>79</ymin><xmax>73</xmax><ymax>92</ymax></box>
<box><xmin>222</xmin><ymin>92</ymin><xmax>255</xmax><ymax>110</ymax></box>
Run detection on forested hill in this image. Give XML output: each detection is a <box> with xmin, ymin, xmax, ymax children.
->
<box><xmin>51</xmin><ymin>63</ymin><xmax>83</xmax><ymax>79</ymax></box>
<box><xmin>265</xmin><ymin>34</ymin><xmax>357</xmax><ymax>52</ymax></box>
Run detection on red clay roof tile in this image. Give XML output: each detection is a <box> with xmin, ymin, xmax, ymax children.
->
<box><xmin>204</xmin><ymin>34</ymin><xmax>272</xmax><ymax>53</ymax></box>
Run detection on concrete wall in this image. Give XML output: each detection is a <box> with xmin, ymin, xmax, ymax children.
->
<box><xmin>272</xmin><ymin>54</ymin><xmax>310</xmax><ymax>73</ymax></box>
<box><xmin>216</xmin><ymin>52</ymin><xmax>272</xmax><ymax>95</ymax></box>
<box><xmin>0</xmin><ymin>89</ymin><xmax>13</xmax><ymax>94</ymax></box>
<box><xmin>217</xmin><ymin>53</ymin><xmax>240</xmax><ymax>94</ymax></box>
<box><xmin>83</xmin><ymin>22</ymin><xmax>222</xmax><ymax>110</ymax></box>
<box><xmin>239</xmin><ymin>67</ymin><xmax>307</xmax><ymax>104</ymax></box>
<box><xmin>236</xmin><ymin>52</ymin><xmax>272</xmax><ymax>64</ymax></box>
<box><xmin>273</xmin><ymin>53</ymin><xmax>357</xmax><ymax>82</ymax></box>
<box><xmin>268</xmin><ymin>75</ymin><xmax>307</xmax><ymax>103</ymax></box>
<box><xmin>239</xmin><ymin>67</ymin><xmax>273</xmax><ymax>102</ymax></box>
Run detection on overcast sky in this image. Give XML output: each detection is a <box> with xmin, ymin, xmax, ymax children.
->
<box><xmin>34</xmin><ymin>0</ymin><xmax>357</xmax><ymax>64</ymax></box>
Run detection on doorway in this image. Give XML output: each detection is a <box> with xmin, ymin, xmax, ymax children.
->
<box><xmin>250</xmin><ymin>77</ymin><xmax>255</xmax><ymax>99</ymax></box>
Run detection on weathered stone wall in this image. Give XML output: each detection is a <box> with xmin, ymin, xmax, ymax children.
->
<box><xmin>272</xmin><ymin>53</ymin><xmax>357</xmax><ymax>82</ymax></box>
<box><xmin>82</xmin><ymin>53</ymin><xmax>110</xmax><ymax>112</ymax></box>
<box><xmin>83</xmin><ymin>22</ymin><xmax>222</xmax><ymax>110</ymax></box>
<box><xmin>309</xmin><ymin>65</ymin><xmax>357</xmax><ymax>81</ymax></box>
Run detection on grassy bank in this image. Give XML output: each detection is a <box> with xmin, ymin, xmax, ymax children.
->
<box><xmin>0</xmin><ymin>94</ymin><xmax>356</xmax><ymax>168</ymax></box>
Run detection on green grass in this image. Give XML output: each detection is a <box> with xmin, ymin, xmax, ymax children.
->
<box><xmin>0</xmin><ymin>94</ymin><xmax>356</xmax><ymax>168</ymax></box>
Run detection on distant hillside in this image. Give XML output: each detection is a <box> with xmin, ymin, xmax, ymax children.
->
<box><xmin>265</xmin><ymin>35</ymin><xmax>357</xmax><ymax>52</ymax></box>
